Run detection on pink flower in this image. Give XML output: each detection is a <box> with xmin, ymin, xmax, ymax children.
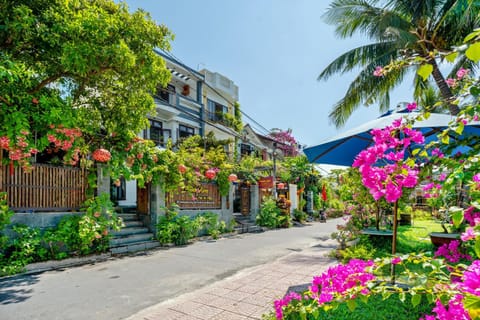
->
<box><xmin>474</xmin><ymin>115</ymin><xmax>479</xmax><ymax>121</ymax></box>
<box><xmin>446</xmin><ymin>78</ymin><xmax>456</xmax><ymax>87</ymax></box>
<box><xmin>406</xmin><ymin>102</ymin><xmax>417</xmax><ymax>111</ymax></box>
<box><xmin>456</xmin><ymin>68</ymin><xmax>469</xmax><ymax>80</ymax></box>
<box><xmin>391</xmin><ymin>257</ymin><xmax>402</xmax><ymax>265</ymax></box>
<box><xmin>473</xmin><ymin>173</ymin><xmax>480</xmax><ymax>183</ymax></box>
<box><xmin>460</xmin><ymin>227</ymin><xmax>476</xmax><ymax>241</ymax></box>
<box><xmin>427</xmin><ymin>295</ymin><xmax>471</xmax><ymax>320</ymax></box>
<box><xmin>434</xmin><ymin>240</ymin><xmax>471</xmax><ymax>263</ymax></box>
<box><xmin>431</xmin><ymin>148</ymin><xmax>444</xmax><ymax>158</ymax></box>
<box><xmin>274</xmin><ymin>292</ymin><xmax>302</xmax><ymax>319</ymax></box>
<box><xmin>462</xmin><ymin>260</ymin><xmax>480</xmax><ymax>297</ymax></box>
<box><xmin>373</xmin><ymin>66</ymin><xmax>384</xmax><ymax>77</ymax></box>
<box><xmin>438</xmin><ymin>173</ymin><xmax>447</xmax><ymax>181</ymax></box>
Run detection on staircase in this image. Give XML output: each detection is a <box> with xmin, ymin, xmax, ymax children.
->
<box><xmin>110</xmin><ymin>208</ymin><xmax>160</xmax><ymax>254</ymax></box>
<box><xmin>233</xmin><ymin>213</ymin><xmax>263</xmax><ymax>234</ymax></box>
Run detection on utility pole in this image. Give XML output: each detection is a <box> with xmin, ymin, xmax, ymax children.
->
<box><xmin>272</xmin><ymin>142</ymin><xmax>277</xmax><ymax>199</ymax></box>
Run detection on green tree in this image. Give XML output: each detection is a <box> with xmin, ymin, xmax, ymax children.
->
<box><xmin>0</xmin><ymin>0</ymin><xmax>173</xmax><ymax>167</ymax></box>
<box><xmin>319</xmin><ymin>0</ymin><xmax>479</xmax><ymax>127</ymax></box>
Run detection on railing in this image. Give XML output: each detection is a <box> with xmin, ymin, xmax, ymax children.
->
<box><xmin>0</xmin><ymin>164</ymin><xmax>87</xmax><ymax>211</ymax></box>
<box><xmin>166</xmin><ymin>182</ymin><xmax>221</xmax><ymax>210</ymax></box>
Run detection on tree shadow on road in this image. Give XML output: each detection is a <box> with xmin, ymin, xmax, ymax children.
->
<box><xmin>0</xmin><ymin>274</ymin><xmax>39</xmax><ymax>304</ymax></box>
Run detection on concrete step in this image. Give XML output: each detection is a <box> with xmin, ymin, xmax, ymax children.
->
<box><xmin>116</xmin><ymin>213</ymin><xmax>138</xmax><ymax>221</ymax></box>
<box><xmin>124</xmin><ymin>220</ymin><xmax>143</xmax><ymax>228</ymax></box>
<box><xmin>110</xmin><ymin>241</ymin><xmax>160</xmax><ymax>255</ymax></box>
<box><xmin>234</xmin><ymin>222</ymin><xmax>263</xmax><ymax>234</ymax></box>
<box><xmin>110</xmin><ymin>233</ymin><xmax>154</xmax><ymax>247</ymax></box>
<box><xmin>111</xmin><ymin>227</ymin><xmax>150</xmax><ymax>237</ymax></box>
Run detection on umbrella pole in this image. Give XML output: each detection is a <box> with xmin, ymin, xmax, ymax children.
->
<box><xmin>391</xmin><ymin>200</ymin><xmax>398</xmax><ymax>284</ymax></box>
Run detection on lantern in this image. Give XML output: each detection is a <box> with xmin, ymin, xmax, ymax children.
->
<box><xmin>92</xmin><ymin>148</ymin><xmax>111</xmax><ymax>162</ymax></box>
<box><xmin>205</xmin><ymin>168</ymin><xmax>216</xmax><ymax>180</ymax></box>
<box><xmin>228</xmin><ymin>173</ymin><xmax>238</xmax><ymax>182</ymax></box>
<box><xmin>178</xmin><ymin>164</ymin><xmax>187</xmax><ymax>174</ymax></box>
<box><xmin>277</xmin><ymin>182</ymin><xmax>285</xmax><ymax>189</ymax></box>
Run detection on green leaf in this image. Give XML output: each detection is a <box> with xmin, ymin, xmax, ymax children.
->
<box><xmin>445</xmin><ymin>52</ymin><xmax>458</xmax><ymax>63</ymax></box>
<box><xmin>412</xmin><ymin>148</ymin><xmax>421</xmax><ymax>156</ymax></box>
<box><xmin>451</xmin><ymin>210</ymin><xmax>464</xmax><ymax>228</ymax></box>
<box><xmin>466</xmin><ymin>42</ymin><xmax>480</xmax><ymax>62</ymax></box>
<box><xmin>346</xmin><ymin>299</ymin><xmax>356</xmax><ymax>312</ymax></box>
<box><xmin>463</xmin><ymin>294</ymin><xmax>480</xmax><ymax>320</ymax></box>
<box><xmin>417</xmin><ymin>64</ymin><xmax>433</xmax><ymax>81</ymax></box>
<box><xmin>399</xmin><ymin>292</ymin><xmax>406</xmax><ymax>303</ymax></box>
<box><xmin>475</xmin><ymin>238</ymin><xmax>480</xmax><ymax>258</ymax></box>
<box><xmin>441</xmin><ymin>134</ymin><xmax>450</xmax><ymax>144</ymax></box>
<box><xmin>470</xmin><ymin>86</ymin><xmax>480</xmax><ymax>97</ymax></box>
<box><xmin>464</xmin><ymin>30</ymin><xmax>480</xmax><ymax>42</ymax></box>
<box><xmin>455</xmin><ymin>123</ymin><xmax>465</xmax><ymax>135</ymax></box>
<box><xmin>411</xmin><ymin>294</ymin><xmax>422</xmax><ymax>308</ymax></box>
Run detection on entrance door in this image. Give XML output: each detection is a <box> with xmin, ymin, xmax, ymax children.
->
<box><xmin>240</xmin><ymin>184</ymin><xmax>251</xmax><ymax>216</ymax></box>
<box><xmin>137</xmin><ymin>183</ymin><xmax>150</xmax><ymax>215</ymax></box>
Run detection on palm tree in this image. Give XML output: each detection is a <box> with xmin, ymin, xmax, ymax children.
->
<box><xmin>319</xmin><ymin>0</ymin><xmax>480</xmax><ymax>127</ymax></box>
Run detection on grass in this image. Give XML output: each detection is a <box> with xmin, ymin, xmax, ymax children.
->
<box><xmin>396</xmin><ymin>219</ymin><xmax>444</xmax><ymax>253</ymax></box>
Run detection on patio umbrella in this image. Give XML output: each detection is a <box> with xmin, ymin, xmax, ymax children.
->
<box><xmin>304</xmin><ymin>110</ymin><xmax>480</xmax><ymax>166</ymax></box>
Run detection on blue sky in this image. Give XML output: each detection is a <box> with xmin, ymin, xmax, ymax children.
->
<box><xmin>125</xmin><ymin>0</ymin><xmax>414</xmax><ymax>147</ymax></box>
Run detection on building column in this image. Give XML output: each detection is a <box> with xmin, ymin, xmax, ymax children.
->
<box><xmin>250</xmin><ymin>184</ymin><xmax>260</xmax><ymax>222</ymax></box>
<box><xmin>97</xmin><ymin>164</ymin><xmax>110</xmax><ymax>197</ymax></box>
<box><xmin>289</xmin><ymin>184</ymin><xmax>298</xmax><ymax>214</ymax></box>
<box><xmin>149</xmin><ymin>182</ymin><xmax>166</xmax><ymax>235</ymax></box>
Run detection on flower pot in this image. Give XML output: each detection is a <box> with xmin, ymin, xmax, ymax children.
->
<box><xmin>429</xmin><ymin>232</ymin><xmax>460</xmax><ymax>247</ymax></box>
<box><xmin>399</xmin><ymin>214</ymin><xmax>412</xmax><ymax>226</ymax></box>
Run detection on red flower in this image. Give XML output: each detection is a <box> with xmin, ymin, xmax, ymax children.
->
<box><xmin>178</xmin><ymin>164</ymin><xmax>187</xmax><ymax>174</ymax></box>
<box><xmin>92</xmin><ymin>148</ymin><xmax>111</xmax><ymax>162</ymax></box>
<box><xmin>205</xmin><ymin>168</ymin><xmax>216</xmax><ymax>180</ymax></box>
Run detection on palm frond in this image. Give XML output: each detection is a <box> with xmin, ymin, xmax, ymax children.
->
<box><xmin>318</xmin><ymin>41</ymin><xmax>399</xmax><ymax>80</ymax></box>
<box><xmin>328</xmin><ymin>63</ymin><xmax>409</xmax><ymax>127</ymax></box>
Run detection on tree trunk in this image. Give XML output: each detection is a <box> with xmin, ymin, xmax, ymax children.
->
<box><xmin>429</xmin><ymin>58</ymin><xmax>460</xmax><ymax>115</ymax></box>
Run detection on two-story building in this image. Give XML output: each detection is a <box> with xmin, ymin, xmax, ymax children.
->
<box><xmin>200</xmin><ymin>69</ymin><xmax>240</xmax><ymax>158</ymax></box>
<box><xmin>118</xmin><ymin>51</ymin><xmax>241</xmax><ymax>207</ymax></box>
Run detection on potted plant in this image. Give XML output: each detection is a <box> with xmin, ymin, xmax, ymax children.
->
<box><xmin>429</xmin><ymin>207</ymin><xmax>463</xmax><ymax>247</ymax></box>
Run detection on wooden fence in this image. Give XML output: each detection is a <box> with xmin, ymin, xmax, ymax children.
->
<box><xmin>166</xmin><ymin>183</ymin><xmax>221</xmax><ymax>210</ymax></box>
<box><xmin>0</xmin><ymin>164</ymin><xmax>87</xmax><ymax>211</ymax></box>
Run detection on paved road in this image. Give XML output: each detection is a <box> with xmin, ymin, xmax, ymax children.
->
<box><xmin>0</xmin><ymin>219</ymin><xmax>340</xmax><ymax>320</ymax></box>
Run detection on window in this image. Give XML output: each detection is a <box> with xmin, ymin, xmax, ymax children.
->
<box><xmin>207</xmin><ymin>99</ymin><xmax>228</xmax><ymax>122</ymax></box>
<box><xmin>240</xmin><ymin>143</ymin><xmax>254</xmax><ymax>156</ymax></box>
<box><xmin>157</xmin><ymin>84</ymin><xmax>176</xmax><ymax>104</ymax></box>
<box><xmin>111</xmin><ymin>177</ymin><xmax>126</xmax><ymax>201</ymax></box>
<box><xmin>179</xmin><ymin>124</ymin><xmax>194</xmax><ymax>138</ymax></box>
<box><xmin>148</xmin><ymin>120</ymin><xmax>163</xmax><ymax>146</ymax></box>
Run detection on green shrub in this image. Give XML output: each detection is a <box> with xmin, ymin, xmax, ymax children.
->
<box><xmin>156</xmin><ymin>206</ymin><xmax>202</xmax><ymax>246</ymax></box>
<box><xmin>79</xmin><ymin>194</ymin><xmax>123</xmax><ymax>254</ymax></box>
<box><xmin>336</xmin><ymin>243</ymin><xmax>376</xmax><ymax>263</ymax></box>
<box><xmin>293</xmin><ymin>209</ymin><xmax>307</xmax><ymax>223</ymax></box>
<box><xmin>198</xmin><ymin>212</ymin><xmax>223</xmax><ymax>239</ymax></box>
<box><xmin>325</xmin><ymin>208</ymin><xmax>344</xmax><ymax>218</ymax></box>
<box><xmin>256</xmin><ymin>197</ymin><xmax>280</xmax><ymax>228</ymax></box>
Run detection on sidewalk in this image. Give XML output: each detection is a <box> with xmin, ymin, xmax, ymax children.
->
<box><xmin>127</xmin><ymin>239</ymin><xmax>338</xmax><ymax>320</ymax></box>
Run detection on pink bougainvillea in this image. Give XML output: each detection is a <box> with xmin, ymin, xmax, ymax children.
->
<box><xmin>434</xmin><ymin>240</ymin><xmax>471</xmax><ymax>264</ymax></box>
<box><xmin>423</xmin><ymin>295</ymin><xmax>471</xmax><ymax>320</ymax></box>
<box><xmin>352</xmin><ymin>114</ymin><xmax>424</xmax><ymax>203</ymax></box>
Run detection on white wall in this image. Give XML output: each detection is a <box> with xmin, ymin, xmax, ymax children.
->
<box><xmin>118</xmin><ymin>180</ymin><xmax>137</xmax><ymax>207</ymax></box>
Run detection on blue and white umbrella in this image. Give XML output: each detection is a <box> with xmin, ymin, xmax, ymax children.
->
<box><xmin>304</xmin><ymin>110</ymin><xmax>480</xmax><ymax>166</ymax></box>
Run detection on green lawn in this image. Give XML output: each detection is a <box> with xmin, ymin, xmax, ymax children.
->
<box><xmin>396</xmin><ymin>219</ymin><xmax>445</xmax><ymax>253</ymax></box>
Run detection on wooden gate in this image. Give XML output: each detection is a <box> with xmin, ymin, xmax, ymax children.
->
<box><xmin>0</xmin><ymin>164</ymin><xmax>87</xmax><ymax>211</ymax></box>
<box><xmin>240</xmin><ymin>184</ymin><xmax>251</xmax><ymax>215</ymax></box>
